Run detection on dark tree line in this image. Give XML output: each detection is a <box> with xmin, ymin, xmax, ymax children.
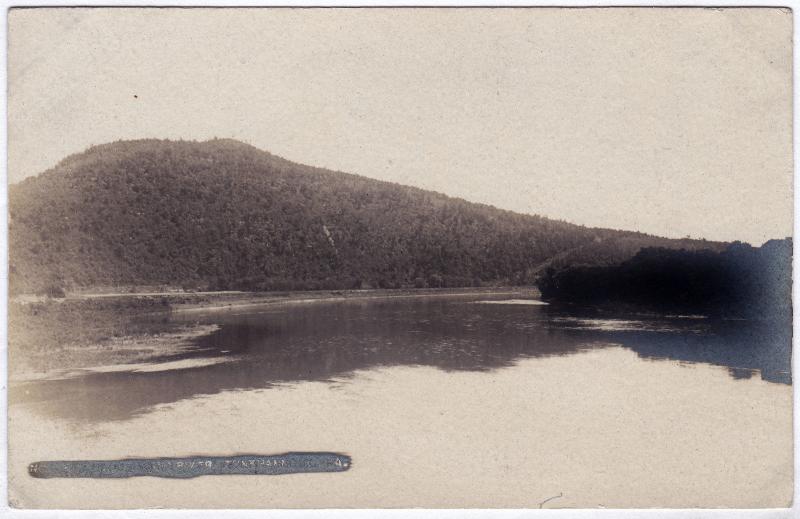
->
<box><xmin>538</xmin><ymin>239</ymin><xmax>792</xmax><ymax>320</ymax></box>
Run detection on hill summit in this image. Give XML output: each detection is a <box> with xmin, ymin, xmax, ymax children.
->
<box><xmin>9</xmin><ymin>139</ymin><xmax>719</xmax><ymax>294</ymax></box>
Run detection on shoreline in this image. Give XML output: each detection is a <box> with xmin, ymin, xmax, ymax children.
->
<box><xmin>169</xmin><ymin>287</ymin><xmax>539</xmax><ymax>314</ymax></box>
<box><xmin>14</xmin><ymin>286</ymin><xmax>540</xmax><ymax>311</ymax></box>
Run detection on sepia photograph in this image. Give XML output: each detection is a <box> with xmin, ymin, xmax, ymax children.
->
<box><xmin>5</xmin><ymin>6</ymin><xmax>795</xmax><ymax>510</ymax></box>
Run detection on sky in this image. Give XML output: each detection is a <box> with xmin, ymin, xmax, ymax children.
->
<box><xmin>8</xmin><ymin>8</ymin><xmax>793</xmax><ymax>245</ymax></box>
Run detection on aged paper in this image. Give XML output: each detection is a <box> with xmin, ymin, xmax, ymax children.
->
<box><xmin>6</xmin><ymin>7</ymin><xmax>793</xmax><ymax>509</ymax></box>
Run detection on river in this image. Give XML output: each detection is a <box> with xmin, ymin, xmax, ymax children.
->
<box><xmin>8</xmin><ymin>293</ymin><xmax>793</xmax><ymax>508</ymax></box>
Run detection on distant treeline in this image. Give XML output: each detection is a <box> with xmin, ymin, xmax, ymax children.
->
<box><xmin>538</xmin><ymin>239</ymin><xmax>792</xmax><ymax>319</ymax></box>
<box><xmin>10</xmin><ymin>139</ymin><xmax>721</xmax><ymax>295</ymax></box>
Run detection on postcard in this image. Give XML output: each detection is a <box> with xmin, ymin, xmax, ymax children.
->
<box><xmin>6</xmin><ymin>7</ymin><xmax>793</xmax><ymax>509</ymax></box>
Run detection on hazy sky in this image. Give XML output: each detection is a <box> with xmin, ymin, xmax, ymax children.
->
<box><xmin>8</xmin><ymin>8</ymin><xmax>793</xmax><ymax>244</ymax></box>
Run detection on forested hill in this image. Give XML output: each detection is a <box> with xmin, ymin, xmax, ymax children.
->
<box><xmin>9</xmin><ymin>139</ymin><xmax>721</xmax><ymax>294</ymax></box>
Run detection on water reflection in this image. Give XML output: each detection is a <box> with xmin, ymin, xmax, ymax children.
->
<box><xmin>547</xmin><ymin>312</ymin><xmax>791</xmax><ymax>384</ymax></box>
<box><xmin>10</xmin><ymin>296</ymin><xmax>791</xmax><ymax>423</ymax></box>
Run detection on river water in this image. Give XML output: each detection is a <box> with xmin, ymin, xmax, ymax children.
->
<box><xmin>8</xmin><ymin>293</ymin><xmax>794</xmax><ymax>508</ymax></box>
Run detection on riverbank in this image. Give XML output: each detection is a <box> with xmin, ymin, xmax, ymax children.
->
<box><xmin>169</xmin><ymin>286</ymin><xmax>536</xmax><ymax>313</ymax></box>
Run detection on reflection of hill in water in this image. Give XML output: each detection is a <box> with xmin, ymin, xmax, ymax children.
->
<box><xmin>11</xmin><ymin>297</ymin><xmax>791</xmax><ymax>423</ymax></box>
<box><xmin>547</xmin><ymin>313</ymin><xmax>791</xmax><ymax>385</ymax></box>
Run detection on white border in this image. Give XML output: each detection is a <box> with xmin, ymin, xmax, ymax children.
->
<box><xmin>0</xmin><ymin>2</ymin><xmax>796</xmax><ymax>518</ymax></box>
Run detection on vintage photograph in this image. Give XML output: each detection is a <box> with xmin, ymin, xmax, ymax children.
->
<box><xmin>6</xmin><ymin>7</ymin><xmax>794</xmax><ymax>509</ymax></box>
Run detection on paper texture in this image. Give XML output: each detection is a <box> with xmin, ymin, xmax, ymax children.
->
<box><xmin>6</xmin><ymin>7</ymin><xmax>793</xmax><ymax>509</ymax></box>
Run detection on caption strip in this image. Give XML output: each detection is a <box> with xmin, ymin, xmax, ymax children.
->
<box><xmin>29</xmin><ymin>452</ymin><xmax>351</xmax><ymax>479</ymax></box>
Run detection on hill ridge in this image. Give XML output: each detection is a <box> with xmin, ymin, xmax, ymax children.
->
<box><xmin>9</xmin><ymin>138</ymin><xmax>723</xmax><ymax>294</ymax></box>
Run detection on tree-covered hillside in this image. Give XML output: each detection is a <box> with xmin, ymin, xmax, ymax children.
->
<box><xmin>9</xmin><ymin>139</ymin><xmax>720</xmax><ymax>294</ymax></box>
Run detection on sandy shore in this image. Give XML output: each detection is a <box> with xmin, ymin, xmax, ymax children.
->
<box><xmin>8</xmin><ymin>346</ymin><xmax>792</xmax><ymax>509</ymax></box>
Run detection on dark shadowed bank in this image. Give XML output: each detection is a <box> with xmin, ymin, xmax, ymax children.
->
<box><xmin>537</xmin><ymin>239</ymin><xmax>792</xmax><ymax>320</ymax></box>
